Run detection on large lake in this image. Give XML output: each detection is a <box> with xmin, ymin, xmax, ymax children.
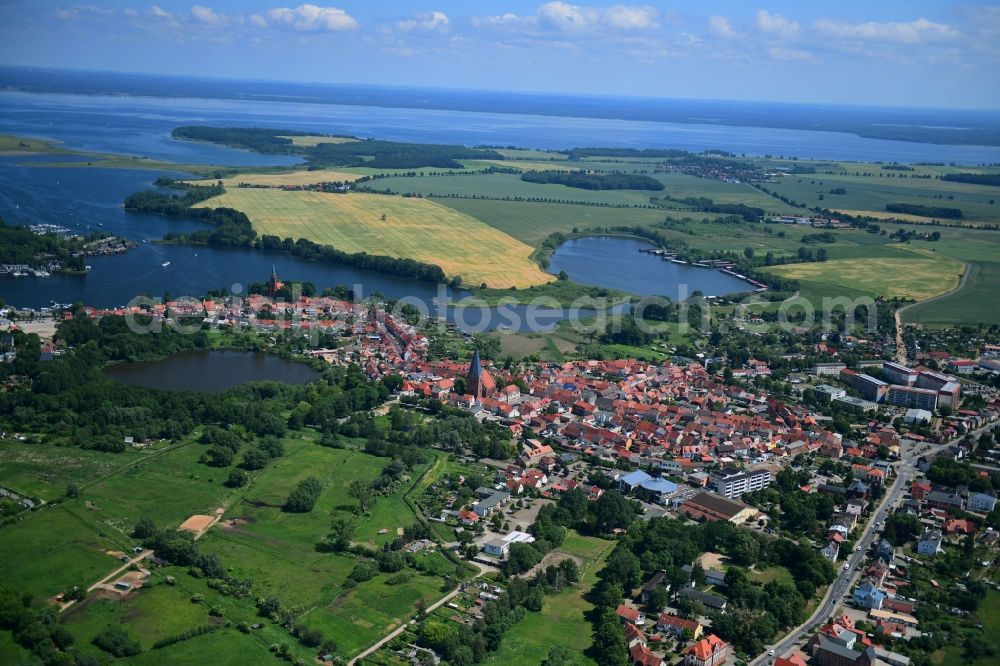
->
<box><xmin>4</xmin><ymin>91</ymin><xmax>1000</xmax><ymax>164</ymax></box>
<box><xmin>547</xmin><ymin>237</ymin><xmax>750</xmax><ymax>298</ymax></box>
<box><xmin>103</xmin><ymin>349</ymin><xmax>320</xmax><ymax>393</ymax></box>
<box><xmin>2</xmin><ymin>88</ymin><xmax>997</xmax><ymax>320</ymax></box>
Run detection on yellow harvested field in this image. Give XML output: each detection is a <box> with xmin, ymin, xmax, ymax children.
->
<box><xmin>834</xmin><ymin>209</ymin><xmax>943</xmax><ymax>224</ymax></box>
<box><xmin>194</xmin><ymin>189</ymin><xmax>553</xmax><ymax>289</ymax></box>
<box><xmin>280</xmin><ymin>135</ymin><xmax>357</xmax><ymax>147</ymax></box>
<box><xmin>185</xmin><ymin>169</ymin><xmax>364</xmax><ymax>188</ymax></box>
<box><xmin>476</xmin><ymin>159</ymin><xmax>572</xmax><ymax>171</ymax></box>
<box><xmin>765</xmin><ymin>250</ymin><xmax>963</xmax><ymax>301</ymax></box>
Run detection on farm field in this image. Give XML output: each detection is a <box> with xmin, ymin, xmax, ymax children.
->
<box><xmin>372</xmin><ymin>171</ymin><xmax>662</xmax><ymax>207</ymax></box>
<box><xmin>186</xmin><ymin>168</ymin><xmax>364</xmax><ymax>187</ymax></box>
<box><xmin>437</xmin><ymin>198</ymin><xmax>668</xmax><ymax>246</ymax></box>
<box><xmin>194</xmin><ymin>188</ymin><xmax>552</xmax><ymax>288</ymax></box>
<box><xmin>482</xmin><ymin>531</ymin><xmax>614</xmax><ymax>666</ymax></box>
<box><xmin>280</xmin><ymin>134</ymin><xmax>357</xmax><ymax>147</ymax></box>
<box><xmin>764</xmin><ymin>244</ymin><xmax>964</xmax><ymax>301</ymax></box>
<box><xmin>765</xmin><ymin>170</ymin><xmax>1000</xmax><ymax>226</ymax></box>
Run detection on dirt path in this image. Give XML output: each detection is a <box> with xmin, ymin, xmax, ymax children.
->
<box><xmin>347</xmin><ymin>580</ymin><xmax>478</xmax><ymax>666</ymax></box>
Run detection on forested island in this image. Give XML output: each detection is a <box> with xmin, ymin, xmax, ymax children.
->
<box><xmin>171</xmin><ymin>127</ymin><xmax>504</xmax><ymax>169</ymax></box>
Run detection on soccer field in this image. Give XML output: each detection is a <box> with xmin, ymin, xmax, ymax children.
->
<box><xmin>194</xmin><ymin>188</ymin><xmax>553</xmax><ymax>288</ymax></box>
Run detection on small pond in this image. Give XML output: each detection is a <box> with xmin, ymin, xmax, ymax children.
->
<box><xmin>103</xmin><ymin>349</ymin><xmax>320</xmax><ymax>393</ymax></box>
<box><xmin>547</xmin><ymin>236</ymin><xmax>752</xmax><ymax>299</ymax></box>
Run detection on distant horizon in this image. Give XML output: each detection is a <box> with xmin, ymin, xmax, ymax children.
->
<box><xmin>4</xmin><ymin>63</ymin><xmax>1000</xmax><ymax>115</ymax></box>
<box><xmin>1</xmin><ymin>2</ymin><xmax>998</xmax><ymax>109</ymax></box>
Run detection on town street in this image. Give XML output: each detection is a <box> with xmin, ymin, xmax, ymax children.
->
<box><xmin>753</xmin><ymin>422</ymin><xmax>994</xmax><ymax>665</ymax></box>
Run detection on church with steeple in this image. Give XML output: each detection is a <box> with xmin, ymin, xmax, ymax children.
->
<box><xmin>467</xmin><ymin>349</ymin><xmax>496</xmax><ymax>401</ymax></box>
<box><xmin>266</xmin><ymin>265</ymin><xmax>284</xmax><ymax>298</ymax></box>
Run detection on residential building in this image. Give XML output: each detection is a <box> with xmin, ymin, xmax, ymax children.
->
<box><xmin>657</xmin><ymin>613</ymin><xmax>704</xmax><ymax>640</ymax></box>
<box><xmin>630</xmin><ymin>643</ymin><xmax>664</xmax><ymax>666</ymax></box>
<box><xmin>709</xmin><ymin>467</ymin><xmax>772</xmax><ymax>499</ymax></box>
<box><xmin>685</xmin><ymin>634</ymin><xmax>730</xmax><ymax>666</ymax></box>
<box><xmin>968</xmin><ymin>489</ymin><xmax>997</xmax><ymax>513</ymax></box>
<box><xmin>679</xmin><ymin>588</ymin><xmax>727</xmax><ymax>612</ymax></box>
<box><xmin>813</xmin><ymin>363</ymin><xmax>847</xmax><ymax>377</ymax></box>
<box><xmin>616</xmin><ymin>604</ymin><xmax>646</xmax><ymax>626</ymax></box>
<box><xmin>852</xmin><ymin>581</ymin><xmax>885</xmax><ymax>610</ymax></box>
<box><xmin>812</xmin><ymin>635</ymin><xmax>876</xmax><ymax>666</ymax></box>
<box><xmin>814</xmin><ymin>384</ymin><xmax>847</xmax><ymax>401</ymax></box>
<box><xmin>882</xmin><ymin>362</ymin><xmax>917</xmax><ymax>386</ymax></box>
<box><xmin>917</xmin><ymin>529</ymin><xmax>943</xmax><ymax>556</ymax></box>
<box><xmin>888</xmin><ymin>385</ymin><xmax>938</xmax><ymax>411</ymax></box>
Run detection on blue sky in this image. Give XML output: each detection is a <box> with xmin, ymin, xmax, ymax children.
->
<box><xmin>1</xmin><ymin>1</ymin><xmax>999</xmax><ymax>108</ymax></box>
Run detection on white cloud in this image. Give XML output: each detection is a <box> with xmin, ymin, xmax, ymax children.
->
<box><xmin>767</xmin><ymin>46</ymin><xmax>814</xmax><ymax>62</ymax></box>
<box><xmin>538</xmin><ymin>2</ymin><xmax>591</xmax><ymax>31</ymax></box>
<box><xmin>813</xmin><ymin>17</ymin><xmax>957</xmax><ymax>44</ymax></box>
<box><xmin>149</xmin><ymin>4</ymin><xmax>171</xmax><ymax>19</ymax></box>
<box><xmin>191</xmin><ymin>5</ymin><xmax>225</xmax><ymax>26</ymax></box>
<box><xmin>53</xmin><ymin>5</ymin><xmax>114</xmax><ymax>20</ymax></box>
<box><xmin>249</xmin><ymin>13</ymin><xmax>268</xmax><ymax>28</ymax></box>
<box><xmin>397</xmin><ymin>11</ymin><xmax>449</xmax><ymax>32</ymax></box>
<box><xmin>604</xmin><ymin>5</ymin><xmax>658</xmax><ymax>31</ymax></box>
<box><xmin>708</xmin><ymin>15</ymin><xmax>737</xmax><ymax>39</ymax></box>
<box><xmin>477</xmin><ymin>2</ymin><xmax>657</xmax><ymax>33</ymax></box>
<box><xmin>266</xmin><ymin>4</ymin><xmax>358</xmax><ymax>32</ymax></box>
<box><xmin>755</xmin><ymin>9</ymin><xmax>799</xmax><ymax>39</ymax></box>
<box><xmin>471</xmin><ymin>13</ymin><xmax>521</xmax><ymax>28</ymax></box>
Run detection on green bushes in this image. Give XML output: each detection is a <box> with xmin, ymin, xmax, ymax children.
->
<box><xmin>93</xmin><ymin>626</ymin><xmax>141</xmax><ymax>657</ymax></box>
<box><xmin>284</xmin><ymin>477</ymin><xmax>322</xmax><ymax>513</ymax></box>
<box><xmin>151</xmin><ymin>624</ymin><xmax>221</xmax><ymax>649</ymax></box>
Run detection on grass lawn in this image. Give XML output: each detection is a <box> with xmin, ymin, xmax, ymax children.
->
<box><xmin>125</xmin><ymin>627</ymin><xmax>275</xmax><ymax>665</ymax></box>
<box><xmin>195</xmin><ymin>188</ymin><xmax>552</xmax><ymax>289</ymax></box>
<box><xmin>302</xmin><ymin>568</ymin><xmax>449</xmax><ymax>657</ymax></box>
<box><xmin>0</xmin><ymin>440</ymin><xmax>134</xmax><ymax>501</ymax></box>
<box><xmin>61</xmin><ymin>580</ymin><xmax>212</xmax><ymax>651</ymax></box>
<box><xmin>483</xmin><ymin>532</ymin><xmax>615</xmax><ymax>666</ymax></box>
<box><xmin>0</xmin><ymin>505</ymin><xmax>127</xmax><ymax>599</ymax></box>
<box><xmin>749</xmin><ymin>565</ymin><xmax>795</xmax><ymax>586</ymax></box>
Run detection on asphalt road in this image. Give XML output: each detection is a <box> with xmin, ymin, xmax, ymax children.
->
<box><xmin>752</xmin><ymin>422</ymin><xmax>996</xmax><ymax>665</ymax></box>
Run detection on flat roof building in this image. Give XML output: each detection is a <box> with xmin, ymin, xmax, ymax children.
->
<box><xmin>709</xmin><ymin>466</ymin><xmax>772</xmax><ymax>499</ymax></box>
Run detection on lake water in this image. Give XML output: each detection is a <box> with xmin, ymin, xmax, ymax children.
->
<box><xmin>4</xmin><ymin>91</ymin><xmax>1000</xmax><ymax>164</ymax></box>
<box><xmin>102</xmin><ymin>349</ymin><xmax>320</xmax><ymax>392</ymax></box>
<box><xmin>2</xmin><ymin>87</ymin><xmax>996</xmax><ymax>322</ymax></box>
<box><xmin>547</xmin><ymin>236</ymin><xmax>750</xmax><ymax>299</ymax></box>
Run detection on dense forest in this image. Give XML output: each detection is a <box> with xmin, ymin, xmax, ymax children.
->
<box><xmin>940</xmin><ymin>172</ymin><xmax>1000</xmax><ymax>187</ymax></box>
<box><xmin>886</xmin><ymin>203</ymin><xmax>964</xmax><ymax>219</ymax></box>
<box><xmin>520</xmin><ymin>170</ymin><xmax>664</xmax><ymax>191</ymax></box>
<box><xmin>124</xmin><ymin>185</ymin><xmax>447</xmax><ymax>283</ymax></box>
<box><xmin>662</xmin><ymin>196</ymin><xmax>766</xmax><ymax>222</ymax></box>
<box><xmin>170</xmin><ymin>126</ymin><xmax>504</xmax><ymax>169</ymax></box>
<box><xmin>0</xmin><ymin>218</ymin><xmax>92</xmax><ymax>270</ymax></box>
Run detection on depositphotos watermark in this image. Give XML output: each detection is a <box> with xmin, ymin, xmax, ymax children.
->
<box><xmin>124</xmin><ymin>281</ymin><xmax>879</xmax><ymax>345</ymax></box>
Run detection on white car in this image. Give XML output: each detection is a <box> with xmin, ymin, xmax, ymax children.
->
<box><xmin>844</xmin><ymin>563</ymin><xmax>850</xmax><ymax>571</ymax></box>
<box><xmin>768</xmin><ymin>649</ymin><xmax>776</xmax><ymax>656</ymax></box>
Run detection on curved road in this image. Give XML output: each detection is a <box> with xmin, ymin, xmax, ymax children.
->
<box><xmin>895</xmin><ymin>261</ymin><xmax>972</xmax><ymax>362</ymax></box>
<box><xmin>752</xmin><ymin>423</ymin><xmax>995</xmax><ymax>665</ymax></box>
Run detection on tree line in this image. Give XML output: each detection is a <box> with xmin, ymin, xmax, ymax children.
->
<box><xmin>520</xmin><ymin>170</ymin><xmax>665</xmax><ymax>191</ymax></box>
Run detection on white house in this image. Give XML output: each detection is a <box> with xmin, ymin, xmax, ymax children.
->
<box><xmin>917</xmin><ymin>529</ymin><xmax>943</xmax><ymax>556</ymax></box>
